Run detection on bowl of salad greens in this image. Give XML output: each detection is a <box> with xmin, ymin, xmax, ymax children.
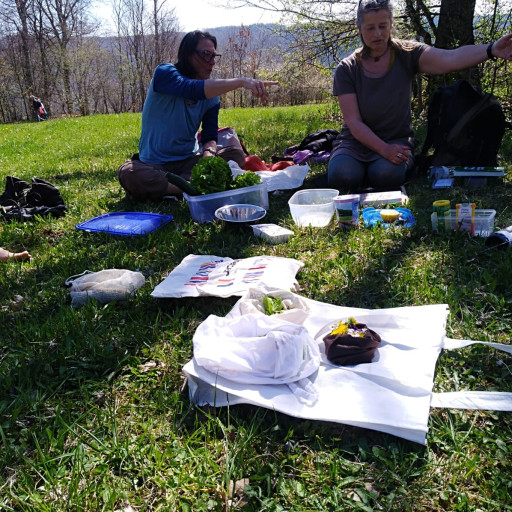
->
<box><xmin>190</xmin><ymin>157</ymin><xmax>261</xmax><ymax>195</ymax></box>
<box><xmin>184</xmin><ymin>157</ymin><xmax>268</xmax><ymax>223</ymax></box>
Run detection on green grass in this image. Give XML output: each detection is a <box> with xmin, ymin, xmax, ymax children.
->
<box><xmin>1</xmin><ymin>104</ymin><xmax>511</xmax><ymax>511</ymax></box>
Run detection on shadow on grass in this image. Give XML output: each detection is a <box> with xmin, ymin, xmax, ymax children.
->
<box><xmin>2</xmin><ymin>162</ymin><xmax>512</xmax><ymax>484</ymax></box>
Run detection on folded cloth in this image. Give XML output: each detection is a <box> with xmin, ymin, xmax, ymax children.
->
<box><xmin>309</xmin><ymin>151</ymin><xmax>331</xmax><ymax>164</ymax></box>
<box><xmin>1</xmin><ymin>204</ymin><xmax>67</xmax><ymax>221</ymax></box>
<box><xmin>0</xmin><ymin>176</ymin><xmax>67</xmax><ymax>220</ymax></box>
<box><xmin>293</xmin><ymin>150</ymin><xmax>314</xmax><ymax>165</ymax></box>
<box><xmin>282</xmin><ymin>129</ymin><xmax>339</xmax><ymax>165</ymax></box>
<box><xmin>193</xmin><ymin>313</ymin><xmax>320</xmax><ymax>385</ymax></box>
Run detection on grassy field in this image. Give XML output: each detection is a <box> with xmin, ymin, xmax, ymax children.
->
<box><xmin>1</xmin><ymin>103</ymin><xmax>511</xmax><ymax>511</ymax></box>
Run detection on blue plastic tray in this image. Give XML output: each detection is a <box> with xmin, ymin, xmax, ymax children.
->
<box><xmin>76</xmin><ymin>212</ymin><xmax>173</xmax><ymax>237</ymax></box>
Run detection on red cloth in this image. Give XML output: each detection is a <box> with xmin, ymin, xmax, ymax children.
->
<box><xmin>243</xmin><ymin>155</ymin><xmax>295</xmax><ymax>172</ymax></box>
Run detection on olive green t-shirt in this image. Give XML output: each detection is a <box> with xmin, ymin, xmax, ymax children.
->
<box><xmin>331</xmin><ymin>42</ymin><xmax>427</xmax><ymax>161</ymax></box>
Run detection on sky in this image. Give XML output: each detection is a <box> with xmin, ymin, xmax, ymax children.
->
<box><xmin>92</xmin><ymin>1</ymin><xmax>276</xmax><ymax>33</ymax></box>
<box><xmin>173</xmin><ymin>0</ymin><xmax>275</xmax><ymax>31</ymax></box>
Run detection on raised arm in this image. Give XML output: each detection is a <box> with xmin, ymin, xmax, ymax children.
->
<box><xmin>204</xmin><ymin>78</ymin><xmax>278</xmax><ymax>101</ymax></box>
<box><xmin>419</xmin><ymin>33</ymin><xmax>512</xmax><ymax>75</ymax></box>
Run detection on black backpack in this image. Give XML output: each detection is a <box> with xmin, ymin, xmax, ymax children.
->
<box><xmin>416</xmin><ymin>80</ymin><xmax>508</xmax><ymax>173</ymax></box>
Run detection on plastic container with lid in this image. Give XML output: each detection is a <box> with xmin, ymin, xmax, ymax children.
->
<box><xmin>76</xmin><ymin>212</ymin><xmax>173</xmax><ymax>236</ymax></box>
<box><xmin>251</xmin><ymin>223</ymin><xmax>294</xmax><ymax>244</ymax></box>
<box><xmin>431</xmin><ymin>209</ymin><xmax>496</xmax><ymax>236</ymax></box>
<box><xmin>184</xmin><ymin>183</ymin><xmax>269</xmax><ymax>223</ymax></box>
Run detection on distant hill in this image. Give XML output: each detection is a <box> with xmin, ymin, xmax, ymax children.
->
<box><xmin>200</xmin><ymin>23</ymin><xmax>292</xmax><ymax>52</ymax></box>
<box><xmin>202</xmin><ymin>23</ymin><xmax>353</xmax><ymax>68</ymax></box>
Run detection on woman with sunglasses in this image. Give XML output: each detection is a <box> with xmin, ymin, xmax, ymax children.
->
<box><xmin>118</xmin><ymin>30</ymin><xmax>278</xmax><ymax>199</ymax></box>
<box><xmin>328</xmin><ymin>0</ymin><xmax>512</xmax><ymax>192</ymax></box>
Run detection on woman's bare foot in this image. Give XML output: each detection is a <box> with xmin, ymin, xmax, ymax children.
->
<box><xmin>0</xmin><ymin>247</ymin><xmax>32</xmax><ymax>262</ymax></box>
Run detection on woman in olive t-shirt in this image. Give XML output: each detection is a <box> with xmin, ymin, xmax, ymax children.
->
<box><xmin>328</xmin><ymin>0</ymin><xmax>512</xmax><ymax>192</ymax></box>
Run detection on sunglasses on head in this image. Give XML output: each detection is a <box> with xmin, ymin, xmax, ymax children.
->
<box><xmin>195</xmin><ymin>50</ymin><xmax>222</xmax><ymax>63</ymax></box>
<box><xmin>359</xmin><ymin>0</ymin><xmax>389</xmax><ymax>10</ymax></box>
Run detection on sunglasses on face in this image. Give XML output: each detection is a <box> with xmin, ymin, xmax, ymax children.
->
<box><xmin>195</xmin><ymin>50</ymin><xmax>222</xmax><ymax>63</ymax></box>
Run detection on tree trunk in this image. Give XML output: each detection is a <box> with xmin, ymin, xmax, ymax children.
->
<box><xmin>436</xmin><ymin>0</ymin><xmax>476</xmax><ymax>48</ymax></box>
<box><xmin>435</xmin><ymin>0</ymin><xmax>479</xmax><ymax>84</ymax></box>
<box><xmin>14</xmin><ymin>0</ymin><xmax>35</xmax><ymax>112</ymax></box>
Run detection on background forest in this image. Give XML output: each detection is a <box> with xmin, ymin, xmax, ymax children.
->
<box><xmin>0</xmin><ymin>0</ymin><xmax>511</xmax><ymax>123</ymax></box>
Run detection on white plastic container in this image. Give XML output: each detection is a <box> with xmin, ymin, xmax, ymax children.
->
<box><xmin>184</xmin><ymin>183</ymin><xmax>269</xmax><ymax>223</ymax></box>
<box><xmin>431</xmin><ymin>209</ymin><xmax>496</xmax><ymax>236</ymax></box>
<box><xmin>251</xmin><ymin>223</ymin><xmax>294</xmax><ymax>244</ymax></box>
<box><xmin>288</xmin><ymin>188</ymin><xmax>339</xmax><ymax>227</ymax></box>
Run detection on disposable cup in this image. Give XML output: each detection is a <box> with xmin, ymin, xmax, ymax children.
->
<box><xmin>334</xmin><ymin>194</ymin><xmax>360</xmax><ymax>228</ymax></box>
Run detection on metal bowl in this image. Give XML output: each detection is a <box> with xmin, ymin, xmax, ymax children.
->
<box><xmin>214</xmin><ymin>204</ymin><xmax>267</xmax><ymax>223</ymax></box>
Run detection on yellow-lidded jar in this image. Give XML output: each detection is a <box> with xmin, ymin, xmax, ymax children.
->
<box><xmin>433</xmin><ymin>200</ymin><xmax>450</xmax><ymax>232</ymax></box>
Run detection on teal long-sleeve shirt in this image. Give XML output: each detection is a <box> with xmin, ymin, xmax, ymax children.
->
<box><xmin>139</xmin><ymin>63</ymin><xmax>220</xmax><ymax>164</ymax></box>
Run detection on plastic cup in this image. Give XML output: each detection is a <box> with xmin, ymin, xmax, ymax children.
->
<box><xmin>334</xmin><ymin>194</ymin><xmax>360</xmax><ymax>229</ymax></box>
<box><xmin>433</xmin><ymin>200</ymin><xmax>450</xmax><ymax>232</ymax></box>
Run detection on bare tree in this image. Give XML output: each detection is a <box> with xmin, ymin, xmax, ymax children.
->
<box><xmin>111</xmin><ymin>0</ymin><xmax>179</xmax><ymax>111</ymax></box>
<box><xmin>0</xmin><ymin>0</ymin><xmax>35</xmax><ymax>103</ymax></box>
<box><xmin>28</xmin><ymin>0</ymin><xmax>55</xmax><ymax>110</ymax></box>
<box><xmin>222</xmin><ymin>25</ymin><xmax>252</xmax><ymax>107</ymax></box>
<box><xmin>35</xmin><ymin>0</ymin><xmax>94</xmax><ymax>114</ymax></box>
<box><xmin>233</xmin><ymin>0</ymin><xmax>511</xmax><ymax>97</ymax></box>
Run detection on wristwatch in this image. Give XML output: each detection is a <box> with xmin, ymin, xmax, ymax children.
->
<box><xmin>487</xmin><ymin>42</ymin><xmax>497</xmax><ymax>61</ymax></box>
<box><xmin>204</xmin><ymin>147</ymin><xmax>217</xmax><ymax>155</ymax></box>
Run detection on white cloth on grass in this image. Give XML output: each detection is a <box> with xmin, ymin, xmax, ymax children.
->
<box><xmin>229</xmin><ymin>161</ymin><xmax>310</xmax><ymax>192</ymax></box>
<box><xmin>183</xmin><ymin>295</ymin><xmax>512</xmax><ymax>444</ymax></box>
<box><xmin>430</xmin><ymin>337</ymin><xmax>512</xmax><ymax>411</ymax></box>
<box><xmin>193</xmin><ymin>313</ymin><xmax>320</xmax><ymax>404</ymax></box>
<box><xmin>150</xmin><ymin>254</ymin><xmax>303</xmax><ymax>299</ymax></box>
<box><xmin>65</xmin><ymin>269</ymin><xmax>145</xmax><ymax>308</ymax></box>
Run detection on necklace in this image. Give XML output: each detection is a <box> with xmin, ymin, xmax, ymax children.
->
<box><xmin>360</xmin><ymin>48</ymin><xmax>395</xmax><ymax>77</ymax></box>
<box><xmin>372</xmin><ymin>46</ymin><xmax>389</xmax><ymax>62</ymax></box>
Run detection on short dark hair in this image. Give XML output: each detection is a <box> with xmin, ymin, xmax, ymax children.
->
<box><xmin>175</xmin><ymin>30</ymin><xmax>217</xmax><ymax>78</ymax></box>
